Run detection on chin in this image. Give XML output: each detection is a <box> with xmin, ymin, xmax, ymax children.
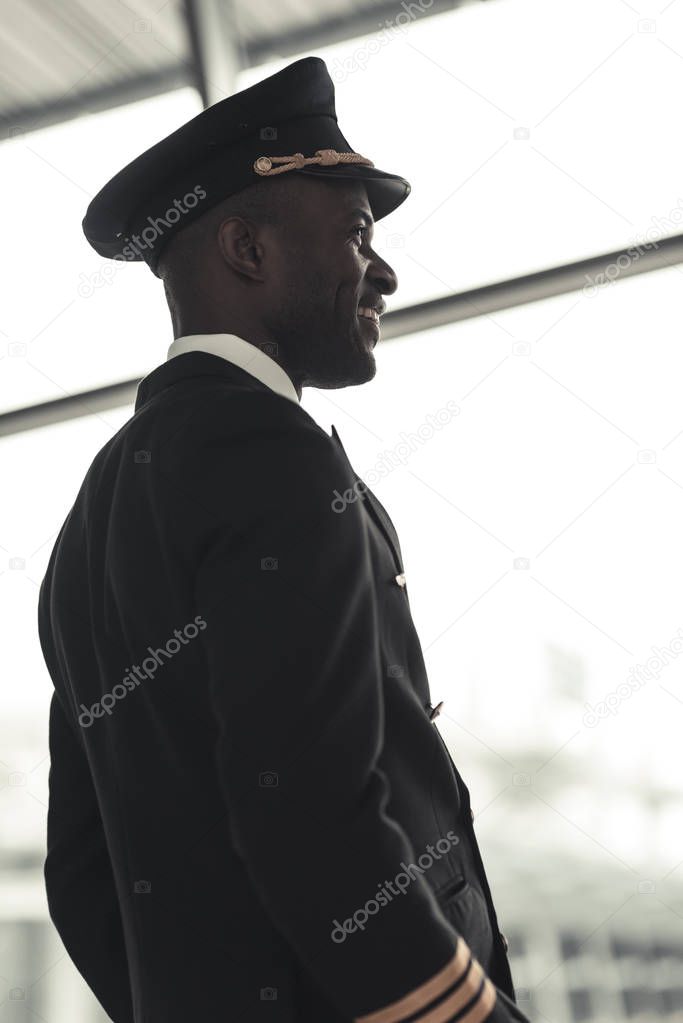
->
<box><xmin>325</xmin><ymin>351</ymin><xmax>377</xmax><ymax>389</ymax></box>
<box><xmin>304</xmin><ymin>331</ymin><xmax>377</xmax><ymax>388</ymax></box>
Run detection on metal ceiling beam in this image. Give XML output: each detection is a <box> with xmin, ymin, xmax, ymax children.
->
<box><xmin>380</xmin><ymin>232</ymin><xmax>683</xmax><ymax>340</ymax></box>
<box><xmin>1</xmin><ymin>231</ymin><xmax>681</xmax><ymax>439</ymax></box>
<box><xmin>183</xmin><ymin>0</ymin><xmax>242</xmax><ymax>107</ymax></box>
<box><xmin>0</xmin><ymin>381</ymin><xmax>138</xmax><ymax>437</ymax></box>
<box><xmin>0</xmin><ymin>66</ymin><xmax>192</xmax><ymax>141</ymax></box>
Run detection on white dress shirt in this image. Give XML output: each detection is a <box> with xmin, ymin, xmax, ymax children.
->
<box><xmin>166</xmin><ymin>333</ymin><xmax>300</xmax><ymax>405</ymax></box>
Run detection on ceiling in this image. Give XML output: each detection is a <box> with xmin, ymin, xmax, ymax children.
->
<box><xmin>0</xmin><ymin>0</ymin><xmax>476</xmax><ymax>138</ymax></box>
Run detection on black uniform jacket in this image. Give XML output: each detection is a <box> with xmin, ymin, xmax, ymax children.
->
<box><xmin>38</xmin><ymin>350</ymin><xmax>530</xmax><ymax>1023</ymax></box>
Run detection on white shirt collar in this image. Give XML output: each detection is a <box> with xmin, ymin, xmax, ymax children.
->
<box><xmin>166</xmin><ymin>333</ymin><xmax>300</xmax><ymax>405</ymax></box>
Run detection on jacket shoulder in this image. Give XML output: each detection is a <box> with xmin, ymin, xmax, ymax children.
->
<box><xmin>136</xmin><ymin>377</ymin><xmax>326</xmax><ymax>452</ymax></box>
<box><xmin>135</xmin><ymin>385</ymin><xmax>358</xmax><ymax>553</ymax></box>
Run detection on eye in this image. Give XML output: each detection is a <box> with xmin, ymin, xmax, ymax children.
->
<box><xmin>352</xmin><ymin>224</ymin><xmax>369</xmax><ymax>241</ymax></box>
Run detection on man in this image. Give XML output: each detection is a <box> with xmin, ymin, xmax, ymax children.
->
<box><xmin>38</xmin><ymin>56</ymin><xmax>530</xmax><ymax>1023</ymax></box>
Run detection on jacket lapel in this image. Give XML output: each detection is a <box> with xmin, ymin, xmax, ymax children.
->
<box><xmin>330</xmin><ymin>425</ymin><xmax>404</xmax><ymax>573</ymax></box>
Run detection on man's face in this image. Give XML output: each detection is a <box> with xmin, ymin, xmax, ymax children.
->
<box><xmin>261</xmin><ymin>178</ymin><xmax>398</xmax><ymax>390</ymax></box>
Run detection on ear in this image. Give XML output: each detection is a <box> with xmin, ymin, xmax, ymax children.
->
<box><xmin>217</xmin><ymin>217</ymin><xmax>266</xmax><ymax>282</ymax></box>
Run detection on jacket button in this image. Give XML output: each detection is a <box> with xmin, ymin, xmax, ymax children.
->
<box><xmin>428</xmin><ymin>701</ymin><xmax>443</xmax><ymax>721</ymax></box>
<box><xmin>395</xmin><ymin>573</ymin><xmax>407</xmax><ymax>588</ymax></box>
<box><xmin>500</xmin><ymin>933</ymin><xmax>509</xmax><ymax>952</ymax></box>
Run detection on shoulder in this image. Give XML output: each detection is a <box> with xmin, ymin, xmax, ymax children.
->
<box><xmin>152</xmin><ymin>386</ymin><xmax>357</xmax><ymax>525</ymax></box>
<box><xmin>162</xmin><ymin>385</ymin><xmax>339</xmax><ymax>469</ymax></box>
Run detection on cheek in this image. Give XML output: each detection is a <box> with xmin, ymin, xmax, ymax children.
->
<box><xmin>341</xmin><ymin>251</ymin><xmax>367</xmax><ymax>290</ymax></box>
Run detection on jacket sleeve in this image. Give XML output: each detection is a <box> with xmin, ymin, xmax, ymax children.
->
<box><xmin>43</xmin><ymin>689</ymin><xmax>134</xmax><ymax>1023</ymax></box>
<box><xmin>190</xmin><ymin>414</ymin><xmax>524</xmax><ymax>1023</ymax></box>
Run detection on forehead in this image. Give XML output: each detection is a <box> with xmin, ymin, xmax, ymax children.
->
<box><xmin>334</xmin><ymin>181</ymin><xmax>371</xmax><ymax>221</ymax></box>
<box><xmin>297</xmin><ymin>177</ymin><xmax>371</xmax><ymax>220</ymax></box>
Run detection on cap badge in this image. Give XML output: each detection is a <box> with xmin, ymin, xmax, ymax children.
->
<box><xmin>253</xmin><ymin>148</ymin><xmax>374</xmax><ymax>176</ymax></box>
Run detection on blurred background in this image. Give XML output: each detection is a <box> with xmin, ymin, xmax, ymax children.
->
<box><xmin>1</xmin><ymin>0</ymin><xmax>683</xmax><ymax>1020</ymax></box>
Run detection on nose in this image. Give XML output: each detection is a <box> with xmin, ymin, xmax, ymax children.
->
<box><xmin>368</xmin><ymin>248</ymin><xmax>398</xmax><ymax>297</ymax></box>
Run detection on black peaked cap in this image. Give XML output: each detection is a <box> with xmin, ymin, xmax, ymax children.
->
<box><xmin>82</xmin><ymin>56</ymin><xmax>411</xmax><ymax>276</ymax></box>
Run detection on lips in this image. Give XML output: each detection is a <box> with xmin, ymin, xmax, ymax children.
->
<box><xmin>357</xmin><ymin>306</ymin><xmax>380</xmax><ymax>323</ymax></box>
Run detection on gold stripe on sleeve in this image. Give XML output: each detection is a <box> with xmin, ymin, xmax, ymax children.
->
<box><xmin>355</xmin><ymin>938</ymin><xmax>472</xmax><ymax>1023</ymax></box>
<box><xmin>418</xmin><ymin>959</ymin><xmax>496</xmax><ymax>1023</ymax></box>
<box><xmin>458</xmin><ymin>977</ymin><xmax>497</xmax><ymax>1023</ymax></box>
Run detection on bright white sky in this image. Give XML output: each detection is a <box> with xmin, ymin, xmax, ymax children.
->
<box><xmin>2</xmin><ymin>0</ymin><xmax>683</xmax><ymax>885</ymax></box>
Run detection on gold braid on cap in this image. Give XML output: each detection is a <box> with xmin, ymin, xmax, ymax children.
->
<box><xmin>253</xmin><ymin>149</ymin><xmax>374</xmax><ymax>176</ymax></box>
